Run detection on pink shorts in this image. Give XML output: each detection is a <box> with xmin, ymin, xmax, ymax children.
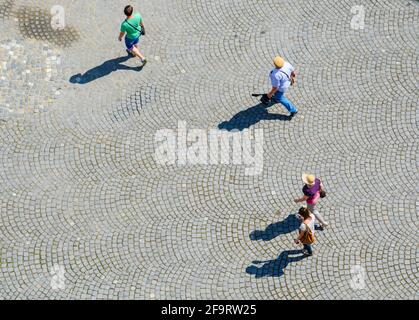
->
<box><xmin>306</xmin><ymin>191</ymin><xmax>320</xmax><ymax>205</ymax></box>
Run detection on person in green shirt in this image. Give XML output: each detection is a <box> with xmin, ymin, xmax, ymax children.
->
<box><xmin>118</xmin><ymin>5</ymin><xmax>147</xmax><ymax>66</ymax></box>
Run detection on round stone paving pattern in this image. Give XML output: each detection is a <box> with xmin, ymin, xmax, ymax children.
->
<box><xmin>0</xmin><ymin>0</ymin><xmax>417</xmax><ymax>299</ymax></box>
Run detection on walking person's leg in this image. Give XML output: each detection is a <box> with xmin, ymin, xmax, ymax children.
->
<box><xmin>303</xmin><ymin>244</ymin><xmax>313</xmax><ymax>256</ymax></box>
<box><xmin>125</xmin><ymin>37</ymin><xmax>146</xmax><ymax>64</ymax></box>
<box><xmin>307</xmin><ymin>203</ymin><xmax>328</xmax><ymax>227</ymax></box>
<box><xmin>131</xmin><ymin>45</ymin><xmax>146</xmax><ymax>61</ymax></box>
<box><xmin>274</xmin><ymin>91</ymin><xmax>297</xmax><ymax>114</ymax></box>
<box><xmin>133</xmin><ymin>40</ymin><xmax>145</xmax><ymax>58</ymax></box>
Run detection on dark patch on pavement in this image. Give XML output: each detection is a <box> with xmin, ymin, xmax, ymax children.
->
<box><xmin>17</xmin><ymin>6</ymin><xmax>79</xmax><ymax>47</ymax></box>
<box><xmin>0</xmin><ymin>0</ymin><xmax>14</xmax><ymax>20</ymax></box>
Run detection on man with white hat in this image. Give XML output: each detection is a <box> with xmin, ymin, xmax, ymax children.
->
<box><xmin>294</xmin><ymin>173</ymin><xmax>329</xmax><ymax>228</ymax></box>
<box><xmin>264</xmin><ymin>56</ymin><xmax>298</xmax><ymax>118</ymax></box>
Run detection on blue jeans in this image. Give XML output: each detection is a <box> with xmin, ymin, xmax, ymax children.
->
<box><xmin>303</xmin><ymin>244</ymin><xmax>313</xmax><ymax>255</ymax></box>
<box><xmin>274</xmin><ymin>91</ymin><xmax>297</xmax><ymax>113</ymax></box>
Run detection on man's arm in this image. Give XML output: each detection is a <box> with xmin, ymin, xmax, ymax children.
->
<box><xmin>267</xmin><ymin>73</ymin><xmax>279</xmax><ymax>98</ymax></box>
<box><xmin>140</xmin><ymin>17</ymin><xmax>145</xmax><ymax>35</ymax></box>
<box><xmin>290</xmin><ymin>71</ymin><xmax>296</xmax><ymax>85</ymax></box>
<box><xmin>267</xmin><ymin>86</ymin><xmax>278</xmax><ymax>99</ymax></box>
<box><xmin>118</xmin><ymin>31</ymin><xmax>125</xmax><ymax>41</ymax></box>
<box><xmin>294</xmin><ymin>195</ymin><xmax>308</xmax><ymax>203</ymax></box>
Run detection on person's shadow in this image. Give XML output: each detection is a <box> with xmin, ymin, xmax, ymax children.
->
<box><xmin>246</xmin><ymin>250</ymin><xmax>308</xmax><ymax>278</ymax></box>
<box><xmin>69</xmin><ymin>54</ymin><xmax>142</xmax><ymax>84</ymax></box>
<box><xmin>218</xmin><ymin>102</ymin><xmax>291</xmax><ymax>131</ymax></box>
<box><xmin>249</xmin><ymin>214</ymin><xmax>300</xmax><ymax>241</ymax></box>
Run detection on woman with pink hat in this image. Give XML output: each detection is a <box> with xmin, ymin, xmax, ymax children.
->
<box><xmin>294</xmin><ymin>173</ymin><xmax>329</xmax><ymax>228</ymax></box>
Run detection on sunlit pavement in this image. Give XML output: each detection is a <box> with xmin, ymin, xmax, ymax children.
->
<box><xmin>0</xmin><ymin>0</ymin><xmax>417</xmax><ymax>299</ymax></box>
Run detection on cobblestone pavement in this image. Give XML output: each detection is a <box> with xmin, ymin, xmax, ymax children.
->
<box><xmin>0</xmin><ymin>0</ymin><xmax>418</xmax><ymax>299</ymax></box>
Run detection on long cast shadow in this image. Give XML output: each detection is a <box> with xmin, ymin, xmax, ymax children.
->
<box><xmin>246</xmin><ymin>250</ymin><xmax>307</xmax><ymax>278</ymax></box>
<box><xmin>69</xmin><ymin>54</ymin><xmax>141</xmax><ymax>84</ymax></box>
<box><xmin>249</xmin><ymin>214</ymin><xmax>300</xmax><ymax>241</ymax></box>
<box><xmin>218</xmin><ymin>102</ymin><xmax>291</xmax><ymax>131</ymax></box>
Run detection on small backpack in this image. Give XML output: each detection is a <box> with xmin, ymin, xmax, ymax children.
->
<box><xmin>300</xmin><ymin>223</ymin><xmax>315</xmax><ymax>244</ymax></box>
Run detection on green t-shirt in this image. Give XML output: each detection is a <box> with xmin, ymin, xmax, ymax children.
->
<box><xmin>120</xmin><ymin>12</ymin><xmax>142</xmax><ymax>40</ymax></box>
